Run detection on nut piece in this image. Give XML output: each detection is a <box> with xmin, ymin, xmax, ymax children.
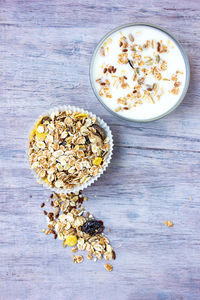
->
<box><xmin>104</xmin><ymin>263</ymin><xmax>113</xmax><ymax>272</ymax></box>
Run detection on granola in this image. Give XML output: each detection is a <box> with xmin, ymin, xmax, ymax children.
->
<box><xmin>42</xmin><ymin>192</ymin><xmax>115</xmax><ymax>271</ymax></box>
<box><xmin>28</xmin><ymin>110</ymin><xmax>110</xmax><ymax>189</ymax></box>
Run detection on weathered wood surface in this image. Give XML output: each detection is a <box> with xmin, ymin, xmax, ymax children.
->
<box><xmin>0</xmin><ymin>0</ymin><xmax>200</xmax><ymax>299</ymax></box>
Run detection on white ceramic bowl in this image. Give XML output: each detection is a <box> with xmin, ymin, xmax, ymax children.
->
<box><xmin>90</xmin><ymin>23</ymin><xmax>190</xmax><ymax>122</ymax></box>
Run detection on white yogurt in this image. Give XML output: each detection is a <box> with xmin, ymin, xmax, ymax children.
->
<box><xmin>91</xmin><ymin>25</ymin><xmax>187</xmax><ymax>121</ymax></box>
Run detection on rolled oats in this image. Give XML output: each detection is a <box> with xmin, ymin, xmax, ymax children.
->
<box><xmin>73</xmin><ymin>255</ymin><xmax>84</xmax><ymax>264</ymax></box>
<box><xmin>104</xmin><ymin>263</ymin><xmax>113</xmax><ymax>272</ymax></box>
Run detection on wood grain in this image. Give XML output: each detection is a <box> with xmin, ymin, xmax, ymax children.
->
<box><xmin>0</xmin><ymin>0</ymin><xmax>200</xmax><ymax>299</ymax></box>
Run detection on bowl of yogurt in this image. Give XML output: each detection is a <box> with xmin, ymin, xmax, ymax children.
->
<box><xmin>90</xmin><ymin>23</ymin><xmax>190</xmax><ymax>122</ymax></box>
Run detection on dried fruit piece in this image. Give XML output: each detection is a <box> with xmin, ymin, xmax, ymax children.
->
<box><xmin>35</xmin><ymin>131</ymin><xmax>47</xmax><ymax>140</ymax></box>
<box><xmin>42</xmin><ymin>177</ymin><xmax>49</xmax><ymax>185</ymax></box>
<box><xmin>30</xmin><ymin>129</ymin><xmax>36</xmax><ymax>140</ymax></box>
<box><xmin>63</xmin><ymin>235</ymin><xmax>78</xmax><ymax>247</ymax></box>
<box><xmin>75</xmin><ymin>113</ymin><xmax>88</xmax><ymax>118</ymax></box>
<box><xmin>81</xmin><ymin>220</ymin><xmax>105</xmax><ymax>236</ymax></box>
<box><xmin>91</xmin><ymin>124</ymin><xmax>107</xmax><ymax>140</ymax></box>
<box><xmin>93</xmin><ymin>157</ymin><xmax>102</xmax><ymax>166</ymax></box>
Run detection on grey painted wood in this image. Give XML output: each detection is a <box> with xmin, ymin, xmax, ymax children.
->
<box><xmin>0</xmin><ymin>1</ymin><xmax>200</xmax><ymax>299</ymax></box>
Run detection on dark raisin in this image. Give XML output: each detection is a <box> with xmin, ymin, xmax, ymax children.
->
<box><xmin>103</xmin><ymin>68</ymin><xmax>107</xmax><ymax>73</ymax></box>
<box><xmin>81</xmin><ymin>220</ymin><xmax>105</xmax><ymax>236</ymax></box>
<box><xmin>112</xmin><ymin>250</ymin><xmax>116</xmax><ymax>260</ymax></box>
<box><xmin>157</xmin><ymin>42</ymin><xmax>161</xmax><ymax>52</ymax></box>
<box><xmin>91</xmin><ymin>124</ymin><xmax>106</xmax><ymax>140</ymax></box>
<box><xmin>48</xmin><ymin>212</ymin><xmax>54</xmax><ymax>221</ymax></box>
<box><xmin>60</xmin><ymin>140</ymin><xmax>66</xmax><ymax>147</ymax></box>
<box><xmin>85</xmin><ymin>135</ymin><xmax>90</xmax><ymax>145</ymax></box>
<box><xmin>78</xmin><ymin>196</ymin><xmax>84</xmax><ymax>204</ymax></box>
<box><xmin>41</xmin><ymin>116</ymin><xmax>51</xmax><ymax>123</ymax></box>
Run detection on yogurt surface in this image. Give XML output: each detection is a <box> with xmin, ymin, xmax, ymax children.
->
<box><xmin>91</xmin><ymin>25</ymin><xmax>187</xmax><ymax>121</ymax></box>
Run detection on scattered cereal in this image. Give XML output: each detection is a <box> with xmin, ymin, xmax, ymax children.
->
<box><xmin>41</xmin><ymin>192</ymin><xmax>115</xmax><ymax>271</ymax></box>
<box><xmin>72</xmin><ymin>246</ymin><xmax>78</xmax><ymax>253</ymax></box>
<box><xmin>73</xmin><ymin>255</ymin><xmax>84</xmax><ymax>264</ymax></box>
<box><xmin>87</xmin><ymin>254</ymin><xmax>93</xmax><ymax>260</ymax></box>
<box><xmin>104</xmin><ymin>263</ymin><xmax>113</xmax><ymax>272</ymax></box>
<box><xmin>164</xmin><ymin>220</ymin><xmax>174</xmax><ymax>227</ymax></box>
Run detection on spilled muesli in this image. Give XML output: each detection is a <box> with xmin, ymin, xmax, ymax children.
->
<box><xmin>41</xmin><ymin>192</ymin><xmax>115</xmax><ymax>271</ymax></box>
<box><xmin>28</xmin><ymin>110</ymin><xmax>110</xmax><ymax>189</ymax></box>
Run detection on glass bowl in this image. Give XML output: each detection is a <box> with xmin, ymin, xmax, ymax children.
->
<box><xmin>89</xmin><ymin>23</ymin><xmax>190</xmax><ymax>122</ymax></box>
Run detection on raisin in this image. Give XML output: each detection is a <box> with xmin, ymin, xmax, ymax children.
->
<box><xmin>60</xmin><ymin>140</ymin><xmax>66</xmax><ymax>147</ymax></box>
<box><xmin>91</xmin><ymin>124</ymin><xmax>106</xmax><ymax>140</ymax></box>
<box><xmin>81</xmin><ymin>220</ymin><xmax>105</xmax><ymax>236</ymax></box>
<box><xmin>85</xmin><ymin>135</ymin><xmax>90</xmax><ymax>145</ymax></box>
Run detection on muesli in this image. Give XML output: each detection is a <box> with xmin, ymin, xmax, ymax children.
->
<box><xmin>28</xmin><ymin>109</ymin><xmax>110</xmax><ymax>190</ymax></box>
<box><xmin>92</xmin><ymin>25</ymin><xmax>187</xmax><ymax>120</ymax></box>
<box><xmin>42</xmin><ymin>192</ymin><xmax>115</xmax><ymax>271</ymax></box>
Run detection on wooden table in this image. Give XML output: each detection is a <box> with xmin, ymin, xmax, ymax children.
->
<box><xmin>0</xmin><ymin>1</ymin><xmax>200</xmax><ymax>299</ymax></box>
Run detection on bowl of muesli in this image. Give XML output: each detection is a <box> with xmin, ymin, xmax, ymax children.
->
<box><xmin>90</xmin><ymin>23</ymin><xmax>190</xmax><ymax>122</ymax></box>
<box><xmin>28</xmin><ymin>106</ymin><xmax>113</xmax><ymax>193</ymax></box>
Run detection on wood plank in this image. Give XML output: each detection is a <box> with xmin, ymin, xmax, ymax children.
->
<box><xmin>0</xmin><ymin>0</ymin><xmax>200</xmax><ymax>299</ymax></box>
